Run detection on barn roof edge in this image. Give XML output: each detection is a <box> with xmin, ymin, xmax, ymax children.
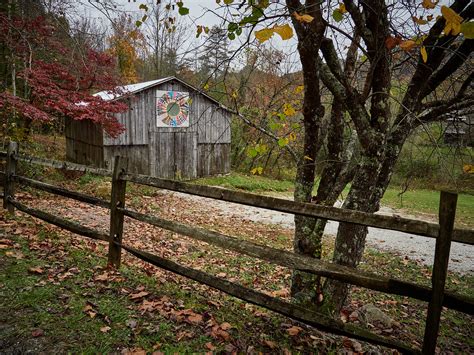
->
<box><xmin>94</xmin><ymin>76</ymin><xmax>236</xmax><ymax>115</ymax></box>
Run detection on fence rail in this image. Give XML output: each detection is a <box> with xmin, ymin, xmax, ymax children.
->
<box><xmin>2</xmin><ymin>144</ymin><xmax>474</xmax><ymax>354</ymax></box>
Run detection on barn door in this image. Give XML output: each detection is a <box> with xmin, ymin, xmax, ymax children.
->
<box><xmin>152</xmin><ymin>132</ymin><xmax>197</xmax><ymax>179</ymax></box>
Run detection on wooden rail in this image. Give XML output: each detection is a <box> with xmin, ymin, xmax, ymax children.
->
<box><xmin>120</xmin><ymin>206</ymin><xmax>473</xmax><ymax>314</ymax></box>
<box><xmin>2</xmin><ymin>143</ymin><xmax>473</xmax><ymax>354</ymax></box>
<box><xmin>123</xmin><ymin>173</ymin><xmax>474</xmax><ymax>245</ymax></box>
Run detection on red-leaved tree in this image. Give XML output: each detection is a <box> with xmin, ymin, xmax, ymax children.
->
<box><xmin>0</xmin><ymin>7</ymin><xmax>127</xmax><ymax>141</ymax></box>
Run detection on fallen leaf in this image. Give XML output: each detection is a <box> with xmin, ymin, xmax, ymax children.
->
<box><xmin>100</xmin><ymin>326</ymin><xmax>111</xmax><ymax>333</ymax></box>
<box><xmin>28</xmin><ymin>267</ymin><xmax>44</xmax><ymax>274</ymax></box>
<box><xmin>130</xmin><ymin>291</ymin><xmax>149</xmax><ymax>300</ymax></box>
<box><xmin>205</xmin><ymin>342</ymin><xmax>216</xmax><ymax>351</ymax></box>
<box><xmin>220</xmin><ymin>322</ymin><xmax>232</xmax><ymax>330</ymax></box>
<box><xmin>187</xmin><ymin>313</ymin><xmax>203</xmax><ymax>325</ymax></box>
<box><xmin>353</xmin><ymin>340</ymin><xmax>363</xmax><ymax>352</ymax></box>
<box><xmin>31</xmin><ymin>329</ymin><xmax>44</xmax><ymax>337</ymax></box>
<box><xmin>263</xmin><ymin>340</ymin><xmax>277</xmax><ymax>349</ymax></box>
<box><xmin>286</xmin><ymin>326</ymin><xmax>303</xmax><ymax>336</ymax></box>
<box><xmin>5</xmin><ymin>250</ymin><xmax>24</xmax><ymax>259</ymax></box>
<box><xmin>94</xmin><ymin>272</ymin><xmax>109</xmax><ymax>281</ymax></box>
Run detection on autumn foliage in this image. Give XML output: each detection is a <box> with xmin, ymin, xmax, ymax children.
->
<box><xmin>0</xmin><ymin>11</ymin><xmax>127</xmax><ymax>138</ymax></box>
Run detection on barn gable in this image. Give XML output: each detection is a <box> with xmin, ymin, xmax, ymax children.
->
<box><xmin>65</xmin><ymin>77</ymin><xmax>232</xmax><ymax>179</ymax></box>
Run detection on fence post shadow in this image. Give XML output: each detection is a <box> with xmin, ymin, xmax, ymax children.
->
<box><xmin>108</xmin><ymin>155</ymin><xmax>128</xmax><ymax>268</ymax></box>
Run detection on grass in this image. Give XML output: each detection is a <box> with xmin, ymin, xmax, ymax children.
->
<box><xmin>194</xmin><ymin>173</ymin><xmax>294</xmax><ymax>193</ymax></box>
<box><xmin>382</xmin><ymin>187</ymin><xmax>474</xmax><ymax>227</ymax></box>
<box><xmin>0</xmin><ymin>223</ymin><xmax>339</xmax><ymax>353</ymax></box>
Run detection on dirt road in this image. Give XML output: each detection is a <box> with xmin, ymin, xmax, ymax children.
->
<box><xmin>168</xmin><ymin>191</ymin><xmax>473</xmax><ymax>275</ymax></box>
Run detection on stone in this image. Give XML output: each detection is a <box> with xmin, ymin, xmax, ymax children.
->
<box><xmin>359</xmin><ymin>304</ymin><xmax>394</xmax><ymax>328</ymax></box>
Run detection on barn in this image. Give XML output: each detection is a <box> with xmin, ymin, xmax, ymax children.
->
<box><xmin>65</xmin><ymin>77</ymin><xmax>232</xmax><ymax>179</ymax></box>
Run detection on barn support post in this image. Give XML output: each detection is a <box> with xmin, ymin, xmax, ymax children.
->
<box><xmin>422</xmin><ymin>191</ymin><xmax>457</xmax><ymax>354</ymax></box>
<box><xmin>3</xmin><ymin>141</ymin><xmax>19</xmax><ymax>214</ymax></box>
<box><xmin>108</xmin><ymin>156</ymin><xmax>128</xmax><ymax>268</ymax></box>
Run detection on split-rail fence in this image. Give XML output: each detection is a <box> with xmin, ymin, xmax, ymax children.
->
<box><xmin>1</xmin><ymin>141</ymin><xmax>473</xmax><ymax>354</ymax></box>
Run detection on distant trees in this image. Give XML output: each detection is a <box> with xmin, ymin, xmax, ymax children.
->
<box><xmin>142</xmin><ymin>1</ymin><xmax>188</xmax><ymax>79</ymax></box>
<box><xmin>108</xmin><ymin>14</ymin><xmax>146</xmax><ymax>84</ymax></box>
<box><xmin>198</xmin><ymin>26</ymin><xmax>230</xmax><ymax>80</ymax></box>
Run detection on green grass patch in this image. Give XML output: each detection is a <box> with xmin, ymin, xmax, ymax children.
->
<box><xmin>382</xmin><ymin>187</ymin><xmax>474</xmax><ymax>227</ymax></box>
<box><xmin>193</xmin><ymin>173</ymin><xmax>294</xmax><ymax>193</ymax></box>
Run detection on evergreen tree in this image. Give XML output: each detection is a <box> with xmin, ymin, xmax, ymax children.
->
<box><xmin>198</xmin><ymin>26</ymin><xmax>229</xmax><ymax>80</ymax></box>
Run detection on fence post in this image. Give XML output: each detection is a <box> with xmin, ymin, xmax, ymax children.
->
<box><xmin>422</xmin><ymin>191</ymin><xmax>457</xmax><ymax>354</ymax></box>
<box><xmin>108</xmin><ymin>156</ymin><xmax>128</xmax><ymax>268</ymax></box>
<box><xmin>3</xmin><ymin>141</ymin><xmax>18</xmax><ymax>214</ymax></box>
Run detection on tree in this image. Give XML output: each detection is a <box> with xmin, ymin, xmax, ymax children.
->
<box><xmin>108</xmin><ymin>13</ymin><xmax>146</xmax><ymax>84</ymax></box>
<box><xmin>141</xmin><ymin>1</ymin><xmax>188</xmax><ymax>79</ymax></box>
<box><xmin>0</xmin><ymin>1</ymin><xmax>127</xmax><ymax>143</ymax></box>
<box><xmin>189</xmin><ymin>0</ymin><xmax>473</xmax><ymax>314</ymax></box>
<box><xmin>198</xmin><ymin>25</ymin><xmax>230</xmax><ymax>80</ymax></box>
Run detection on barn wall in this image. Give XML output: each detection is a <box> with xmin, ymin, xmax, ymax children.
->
<box><xmin>103</xmin><ymin>145</ymin><xmax>150</xmax><ymax>174</ymax></box>
<box><xmin>197</xmin><ymin>143</ymin><xmax>231</xmax><ymax>177</ymax></box>
<box><xmin>150</xmin><ymin>132</ymin><xmax>198</xmax><ymax>179</ymax></box>
<box><xmin>65</xmin><ymin>117</ymin><xmax>104</xmax><ymax>167</ymax></box>
<box><xmin>150</xmin><ymin>79</ymin><xmax>231</xmax><ymax>179</ymax></box>
<box><xmin>103</xmin><ymin>91</ymin><xmax>149</xmax><ymax>146</ymax></box>
<box><xmin>150</xmin><ymin>80</ymin><xmax>200</xmax><ymax>179</ymax></box>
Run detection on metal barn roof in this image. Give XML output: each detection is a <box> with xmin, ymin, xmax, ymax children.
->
<box><xmin>93</xmin><ymin>76</ymin><xmax>234</xmax><ymax>114</ymax></box>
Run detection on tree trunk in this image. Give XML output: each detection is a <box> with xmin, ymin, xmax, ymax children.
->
<box><xmin>322</xmin><ymin>151</ymin><xmax>385</xmax><ymax>313</ymax></box>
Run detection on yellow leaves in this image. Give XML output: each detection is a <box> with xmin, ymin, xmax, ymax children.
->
<box><xmin>338</xmin><ymin>3</ymin><xmax>347</xmax><ymax>14</ymax></box>
<box><xmin>420</xmin><ymin>46</ymin><xmax>428</xmax><ymax>63</ymax></box>
<box><xmin>422</xmin><ymin>0</ymin><xmax>438</xmax><ymax>10</ymax></box>
<box><xmin>294</xmin><ymin>85</ymin><xmax>304</xmax><ymax>94</ymax></box>
<box><xmin>441</xmin><ymin>6</ymin><xmax>463</xmax><ymax>36</ymax></box>
<box><xmin>412</xmin><ymin>16</ymin><xmax>428</xmax><ymax>25</ymax></box>
<box><xmin>273</xmin><ymin>24</ymin><xmax>293</xmax><ymax>40</ymax></box>
<box><xmin>399</xmin><ymin>40</ymin><xmax>416</xmax><ymax>51</ymax></box>
<box><xmin>460</xmin><ymin>21</ymin><xmax>474</xmax><ymax>39</ymax></box>
<box><xmin>255</xmin><ymin>28</ymin><xmax>274</xmax><ymax>43</ymax></box>
<box><xmin>463</xmin><ymin>164</ymin><xmax>474</xmax><ymax>174</ymax></box>
<box><xmin>251</xmin><ymin>167</ymin><xmax>263</xmax><ymax>175</ymax></box>
<box><xmin>283</xmin><ymin>103</ymin><xmax>296</xmax><ymax>116</ymax></box>
<box><xmin>255</xmin><ymin>24</ymin><xmax>293</xmax><ymax>43</ymax></box>
<box><xmin>293</xmin><ymin>11</ymin><xmax>314</xmax><ymax>23</ymax></box>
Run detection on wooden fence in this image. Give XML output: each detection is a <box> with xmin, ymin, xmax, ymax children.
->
<box><xmin>1</xmin><ymin>142</ymin><xmax>473</xmax><ymax>354</ymax></box>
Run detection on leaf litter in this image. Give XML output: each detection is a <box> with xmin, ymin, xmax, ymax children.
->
<box><xmin>1</xmin><ymin>185</ymin><xmax>473</xmax><ymax>353</ymax></box>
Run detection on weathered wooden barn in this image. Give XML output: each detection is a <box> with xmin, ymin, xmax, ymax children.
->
<box><xmin>65</xmin><ymin>77</ymin><xmax>232</xmax><ymax>179</ymax></box>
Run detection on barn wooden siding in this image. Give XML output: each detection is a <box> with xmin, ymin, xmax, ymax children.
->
<box><xmin>65</xmin><ymin>118</ymin><xmax>104</xmax><ymax>167</ymax></box>
<box><xmin>65</xmin><ymin>78</ymin><xmax>232</xmax><ymax>179</ymax></box>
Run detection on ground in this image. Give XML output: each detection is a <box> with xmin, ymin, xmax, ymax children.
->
<box><xmin>1</xmin><ymin>175</ymin><xmax>473</xmax><ymax>353</ymax></box>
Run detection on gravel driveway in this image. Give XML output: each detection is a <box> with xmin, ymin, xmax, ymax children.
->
<box><xmin>171</xmin><ymin>191</ymin><xmax>473</xmax><ymax>275</ymax></box>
